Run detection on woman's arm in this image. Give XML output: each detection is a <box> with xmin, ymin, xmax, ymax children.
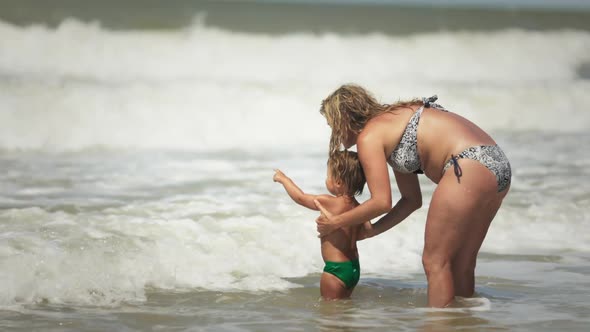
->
<box><xmin>369</xmin><ymin>170</ymin><xmax>422</xmax><ymax>237</ymax></box>
<box><xmin>356</xmin><ymin>220</ymin><xmax>374</xmax><ymax>241</ymax></box>
<box><xmin>316</xmin><ymin>169</ymin><xmax>422</xmax><ymax>237</ymax></box>
<box><xmin>316</xmin><ymin>132</ymin><xmax>393</xmax><ymax>235</ymax></box>
<box><xmin>316</xmin><ymin>131</ymin><xmax>422</xmax><ymax>237</ymax></box>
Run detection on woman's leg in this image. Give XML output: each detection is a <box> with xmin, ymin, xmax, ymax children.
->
<box><xmin>451</xmin><ymin>182</ymin><xmax>509</xmax><ymax>297</ymax></box>
<box><xmin>449</xmin><ymin>208</ymin><xmax>495</xmax><ymax>298</ymax></box>
<box><xmin>422</xmin><ymin>159</ymin><xmax>503</xmax><ymax>307</ymax></box>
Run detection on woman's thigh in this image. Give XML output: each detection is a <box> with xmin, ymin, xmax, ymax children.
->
<box><xmin>423</xmin><ymin>159</ymin><xmax>502</xmax><ymax>263</ymax></box>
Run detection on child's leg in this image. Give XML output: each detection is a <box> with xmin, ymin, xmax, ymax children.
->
<box><xmin>320</xmin><ymin>272</ymin><xmax>353</xmax><ymax>300</ymax></box>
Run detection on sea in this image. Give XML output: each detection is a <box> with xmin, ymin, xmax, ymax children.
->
<box><xmin>0</xmin><ymin>0</ymin><xmax>589</xmax><ymax>331</ymax></box>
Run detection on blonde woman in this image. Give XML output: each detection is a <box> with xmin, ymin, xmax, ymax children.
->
<box><xmin>314</xmin><ymin>84</ymin><xmax>511</xmax><ymax>307</ymax></box>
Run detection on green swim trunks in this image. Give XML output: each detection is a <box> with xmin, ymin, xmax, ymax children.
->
<box><xmin>323</xmin><ymin>259</ymin><xmax>360</xmax><ymax>289</ymax></box>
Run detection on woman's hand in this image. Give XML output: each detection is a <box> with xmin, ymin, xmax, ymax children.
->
<box><xmin>315</xmin><ymin>199</ymin><xmax>339</xmax><ymax>237</ymax></box>
<box><xmin>357</xmin><ymin>221</ymin><xmax>375</xmax><ymax>241</ymax></box>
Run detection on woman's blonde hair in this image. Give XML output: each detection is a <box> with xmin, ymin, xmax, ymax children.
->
<box><xmin>319</xmin><ymin>84</ymin><xmax>420</xmax><ymax>155</ymax></box>
<box><xmin>327</xmin><ymin>150</ymin><xmax>366</xmax><ymax>196</ymax></box>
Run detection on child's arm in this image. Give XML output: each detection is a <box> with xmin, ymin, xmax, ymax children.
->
<box><xmin>273</xmin><ymin>169</ymin><xmax>331</xmax><ymax>211</ymax></box>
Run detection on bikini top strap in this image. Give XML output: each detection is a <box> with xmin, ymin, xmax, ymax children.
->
<box><xmin>422</xmin><ymin>95</ymin><xmax>447</xmax><ymax>111</ymax></box>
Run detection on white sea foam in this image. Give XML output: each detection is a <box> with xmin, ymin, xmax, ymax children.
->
<box><xmin>0</xmin><ymin>171</ymin><xmax>588</xmax><ymax>307</ymax></box>
<box><xmin>0</xmin><ymin>205</ymin><xmax>317</xmax><ymax>306</ymax></box>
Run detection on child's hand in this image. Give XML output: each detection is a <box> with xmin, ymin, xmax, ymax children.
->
<box><xmin>273</xmin><ymin>169</ymin><xmax>286</xmax><ymax>183</ymax></box>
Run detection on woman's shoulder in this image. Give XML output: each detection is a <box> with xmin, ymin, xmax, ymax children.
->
<box><xmin>359</xmin><ymin>109</ymin><xmax>414</xmax><ymax>144</ymax></box>
<box><xmin>368</xmin><ymin>105</ymin><xmax>418</xmax><ymax>126</ymax></box>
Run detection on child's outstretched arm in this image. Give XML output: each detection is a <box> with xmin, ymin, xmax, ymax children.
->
<box><xmin>273</xmin><ymin>169</ymin><xmax>329</xmax><ymax>211</ymax></box>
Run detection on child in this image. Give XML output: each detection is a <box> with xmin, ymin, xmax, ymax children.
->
<box><xmin>273</xmin><ymin>150</ymin><xmax>372</xmax><ymax>300</ymax></box>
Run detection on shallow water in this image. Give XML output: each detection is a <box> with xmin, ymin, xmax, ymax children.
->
<box><xmin>1</xmin><ymin>269</ymin><xmax>589</xmax><ymax>331</ymax></box>
<box><xmin>1</xmin><ymin>132</ymin><xmax>589</xmax><ymax>331</ymax></box>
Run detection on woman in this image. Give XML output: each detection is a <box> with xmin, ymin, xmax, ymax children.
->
<box><xmin>314</xmin><ymin>84</ymin><xmax>511</xmax><ymax>307</ymax></box>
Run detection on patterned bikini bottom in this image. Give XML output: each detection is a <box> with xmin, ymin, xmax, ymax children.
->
<box><xmin>442</xmin><ymin>145</ymin><xmax>512</xmax><ymax>192</ymax></box>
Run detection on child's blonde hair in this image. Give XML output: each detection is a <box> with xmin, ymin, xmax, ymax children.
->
<box><xmin>327</xmin><ymin>150</ymin><xmax>366</xmax><ymax>196</ymax></box>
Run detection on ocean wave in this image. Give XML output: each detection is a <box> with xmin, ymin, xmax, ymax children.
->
<box><xmin>1</xmin><ymin>19</ymin><xmax>589</xmax><ymax>151</ymax></box>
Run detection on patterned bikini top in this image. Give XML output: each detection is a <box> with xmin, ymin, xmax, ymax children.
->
<box><xmin>388</xmin><ymin>95</ymin><xmax>447</xmax><ymax>174</ymax></box>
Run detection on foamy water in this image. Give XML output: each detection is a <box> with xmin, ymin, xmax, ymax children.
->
<box><xmin>0</xmin><ymin>134</ymin><xmax>588</xmax><ymax>309</ymax></box>
<box><xmin>1</xmin><ymin>14</ymin><xmax>589</xmax><ymax>332</ymax></box>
